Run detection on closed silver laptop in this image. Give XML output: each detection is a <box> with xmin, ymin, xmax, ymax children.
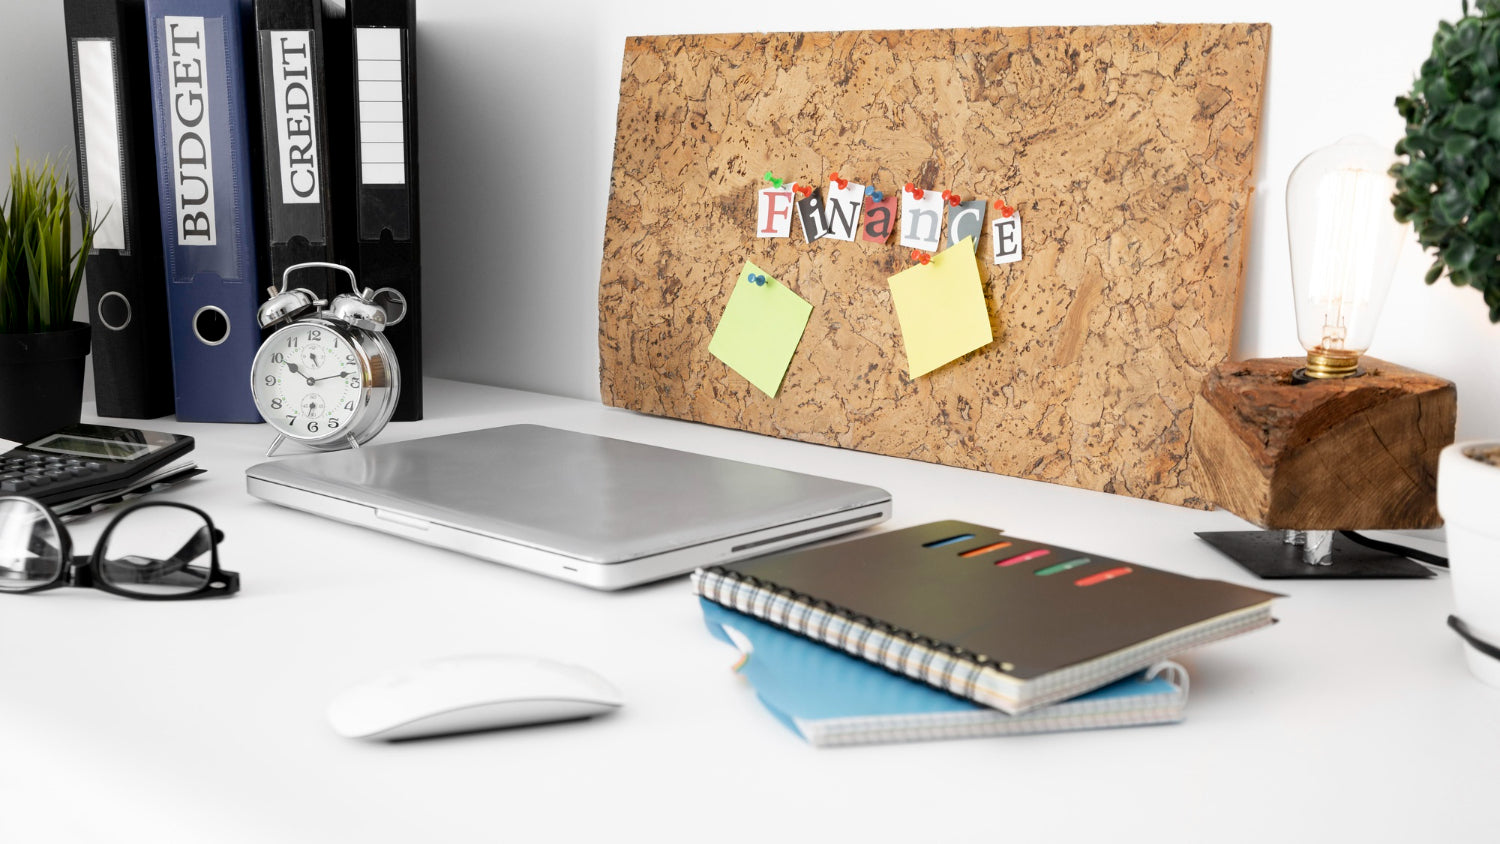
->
<box><xmin>244</xmin><ymin>424</ymin><xmax>891</xmax><ymax>590</ymax></box>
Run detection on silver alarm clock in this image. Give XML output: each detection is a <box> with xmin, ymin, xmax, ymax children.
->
<box><xmin>249</xmin><ymin>262</ymin><xmax>406</xmax><ymax>456</ymax></box>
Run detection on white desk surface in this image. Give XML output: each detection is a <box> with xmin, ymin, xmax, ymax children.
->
<box><xmin>2</xmin><ymin>378</ymin><xmax>1494</xmax><ymax>843</ymax></box>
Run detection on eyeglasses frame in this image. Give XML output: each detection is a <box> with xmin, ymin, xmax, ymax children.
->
<box><xmin>0</xmin><ymin>496</ymin><xmax>239</xmax><ymax>600</ymax></box>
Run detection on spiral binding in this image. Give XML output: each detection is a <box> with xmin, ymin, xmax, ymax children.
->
<box><xmin>693</xmin><ymin>566</ymin><xmax>1002</xmax><ymax>707</ymax></box>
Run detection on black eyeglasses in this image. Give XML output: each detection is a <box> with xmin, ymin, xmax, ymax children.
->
<box><xmin>0</xmin><ymin>496</ymin><xmax>239</xmax><ymax>599</ymax></box>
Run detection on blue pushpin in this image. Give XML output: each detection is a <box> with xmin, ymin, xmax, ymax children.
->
<box><xmin>748</xmin><ymin>273</ymin><xmax>767</xmax><ymax>286</ymax></box>
<box><xmin>864</xmin><ymin>184</ymin><xmax>884</xmax><ymax>202</ymax></box>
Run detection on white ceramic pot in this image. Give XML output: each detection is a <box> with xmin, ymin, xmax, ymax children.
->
<box><xmin>1437</xmin><ymin>441</ymin><xmax>1500</xmax><ymax>686</ymax></box>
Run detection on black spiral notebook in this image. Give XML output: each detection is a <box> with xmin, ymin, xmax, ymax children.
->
<box><xmin>691</xmin><ymin>520</ymin><xmax>1281</xmax><ymax>714</ymax></box>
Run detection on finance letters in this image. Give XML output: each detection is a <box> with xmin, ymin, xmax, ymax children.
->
<box><xmin>755</xmin><ymin>178</ymin><xmax>1024</xmax><ymax>265</ymax></box>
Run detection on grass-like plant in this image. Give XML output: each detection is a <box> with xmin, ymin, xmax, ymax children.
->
<box><xmin>0</xmin><ymin>150</ymin><xmax>97</xmax><ymax>333</ymax></box>
<box><xmin>1392</xmin><ymin>0</ymin><xmax>1500</xmax><ymax>320</ymax></box>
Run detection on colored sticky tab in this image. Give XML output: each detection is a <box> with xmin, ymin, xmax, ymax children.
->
<box><xmin>757</xmin><ymin>186</ymin><xmax>797</xmax><ymax>238</ymax></box>
<box><xmin>709</xmin><ymin>262</ymin><xmax>814</xmax><ymax>397</ymax></box>
<box><xmin>824</xmin><ymin>180</ymin><xmax>865</xmax><ymax>241</ymax></box>
<box><xmin>1035</xmin><ymin>557</ymin><xmax>1092</xmax><ymax>576</ymax></box>
<box><xmin>862</xmin><ymin>194</ymin><xmax>897</xmax><ymax>244</ymax></box>
<box><xmin>796</xmin><ymin>188</ymin><xmax>828</xmax><ymax>243</ymax></box>
<box><xmin>899</xmin><ymin>188</ymin><xmax>945</xmax><ymax>251</ymax></box>
<box><xmin>887</xmin><ymin>238</ymin><xmax>993</xmax><ymax>378</ymax></box>
<box><xmin>947</xmin><ymin>199</ymin><xmax>987</xmax><ymax>251</ymax></box>
<box><xmin>1076</xmin><ymin>566</ymin><xmax>1133</xmax><ymax>587</ymax></box>
<box><xmin>992</xmin><ymin>212</ymin><xmax>1023</xmax><ymax>264</ymax></box>
<box><xmin>995</xmin><ymin>548</ymin><xmax>1051</xmax><ymax>567</ymax></box>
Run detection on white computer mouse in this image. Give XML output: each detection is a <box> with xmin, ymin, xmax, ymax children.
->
<box><xmin>326</xmin><ymin>654</ymin><xmax>624</xmax><ymax>741</ymax></box>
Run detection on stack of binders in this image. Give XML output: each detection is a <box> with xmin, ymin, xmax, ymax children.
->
<box><xmin>692</xmin><ymin>520</ymin><xmax>1283</xmax><ymax>747</ymax></box>
<box><xmin>61</xmin><ymin>0</ymin><xmax>423</xmax><ymax>424</ymax></box>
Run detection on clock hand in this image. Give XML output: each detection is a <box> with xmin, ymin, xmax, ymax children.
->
<box><xmin>310</xmin><ymin>371</ymin><xmax>351</xmax><ymax>383</ymax></box>
<box><xmin>285</xmin><ymin>361</ymin><xmax>316</xmax><ymax>386</ymax></box>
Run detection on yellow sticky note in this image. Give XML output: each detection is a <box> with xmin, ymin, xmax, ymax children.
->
<box><xmin>887</xmin><ymin>237</ymin><xmax>993</xmax><ymax>378</ymax></box>
<box><xmin>709</xmin><ymin>262</ymin><xmax>813</xmax><ymax>396</ymax></box>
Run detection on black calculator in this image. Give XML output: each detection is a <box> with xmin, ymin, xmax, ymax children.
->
<box><xmin>0</xmin><ymin>424</ymin><xmax>195</xmax><ymax>506</ymax></box>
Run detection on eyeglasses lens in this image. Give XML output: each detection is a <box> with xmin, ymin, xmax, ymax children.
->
<box><xmin>0</xmin><ymin>499</ymin><xmax>64</xmax><ymax>591</ymax></box>
<box><xmin>98</xmin><ymin>506</ymin><xmax>215</xmax><ymax>596</ymax></box>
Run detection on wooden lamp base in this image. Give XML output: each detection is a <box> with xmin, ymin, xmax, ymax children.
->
<box><xmin>1189</xmin><ymin>357</ymin><xmax>1456</xmax><ymax>578</ymax></box>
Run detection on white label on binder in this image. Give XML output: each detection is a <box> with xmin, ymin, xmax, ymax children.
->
<box><xmin>76</xmin><ymin>39</ymin><xmax>126</xmax><ymax>251</ymax></box>
<box><xmin>356</xmin><ymin>27</ymin><xmax>405</xmax><ymax>186</ymax></box>
<box><xmin>270</xmin><ymin>30</ymin><xmax>320</xmax><ymax>204</ymax></box>
<box><xmin>163</xmin><ymin>16</ymin><xmax>217</xmax><ymax>246</ymax></box>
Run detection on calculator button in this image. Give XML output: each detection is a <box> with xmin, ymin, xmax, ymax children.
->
<box><xmin>68</xmin><ymin>466</ymin><xmax>90</xmax><ymax>477</ymax></box>
<box><xmin>84</xmin><ymin>462</ymin><xmax>102</xmax><ymax>470</ymax></box>
<box><xmin>1</xmin><ymin>479</ymin><xmax>31</xmax><ymax>492</ymax></box>
<box><xmin>45</xmin><ymin>470</ymin><xmax>69</xmax><ymax>481</ymax></box>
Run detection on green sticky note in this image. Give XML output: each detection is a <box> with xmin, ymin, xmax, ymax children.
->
<box><xmin>887</xmin><ymin>237</ymin><xmax>993</xmax><ymax>378</ymax></box>
<box><xmin>709</xmin><ymin>263</ymin><xmax>813</xmax><ymax>397</ymax></box>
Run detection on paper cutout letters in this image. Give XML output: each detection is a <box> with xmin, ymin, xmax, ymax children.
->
<box><xmin>992</xmin><ymin>213</ymin><xmax>1022</xmax><ymax>265</ymax></box>
<box><xmin>862</xmin><ymin>194</ymin><xmax>896</xmax><ymax>243</ymax></box>
<box><xmin>797</xmin><ymin>188</ymin><xmax>828</xmax><ymax>243</ymax></box>
<box><xmin>757</xmin><ymin>186</ymin><xmax>797</xmax><ymax>238</ymax></box>
<box><xmin>947</xmin><ymin>200</ymin><xmax>987</xmax><ymax>251</ymax></box>
<box><xmin>899</xmin><ymin>188</ymin><xmax>945</xmax><ymax>251</ymax></box>
<box><xmin>823</xmin><ymin>180</ymin><xmax>865</xmax><ymax>241</ymax></box>
<box><xmin>755</xmin><ymin>176</ymin><xmax>1024</xmax><ymax>265</ymax></box>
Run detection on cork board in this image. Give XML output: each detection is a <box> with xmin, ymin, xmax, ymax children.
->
<box><xmin>598</xmin><ymin>24</ymin><xmax>1269</xmax><ymax>507</ymax></box>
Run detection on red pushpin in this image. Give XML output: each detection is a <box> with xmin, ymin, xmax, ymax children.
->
<box><xmin>993</xmin><ymin>199</ymin><xmax>1015</xmax><ymax>218</ymax></box>
<box><xmin>793</xmin><ymin>183</ymin><xmax>813</xmax><ymax>199</ymax></box>
<box><xmin>904</xmin><ymin>183</ymin><xmax>925</xmax><ymax>200</ymax></box>
<box><xmin>829</xmin><ymin>171</ymin><xmax>848</xmax><ymax>189</ymax></box>
<box><xmin>941</xmin><ymin>190</ymin><xmax>962</xmax><ymax>207</ymax></box>
<box><xmin>910</xmin><ymin>249</ymin><xmax>931</xmax><ymax>265</ymax></box>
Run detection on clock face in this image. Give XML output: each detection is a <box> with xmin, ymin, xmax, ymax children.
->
<box><xmin>251</xmin><ymin>323</ymin><xmax>366</xmax><ymax>440</ymax></box>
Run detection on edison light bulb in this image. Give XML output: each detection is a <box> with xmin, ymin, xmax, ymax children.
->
<box><xmin>1285</xmin><ymin>136</ymin><xmax>1405</xmax><ymax>379</ymax></box>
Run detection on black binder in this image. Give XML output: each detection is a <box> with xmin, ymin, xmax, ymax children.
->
<box><xmin>346</xmin><ymin>0</ymin><xmax>421</xmax><ymax>421</ymax></box>
<box><xmin>63</xmin><ymin>0</ymin><xmax>174</xmax><ymax>419</ymax></box>
<box><xmin>253</xmin><ymin>0</ymin><xmax>344</xmax><ymax>303</ymax></box>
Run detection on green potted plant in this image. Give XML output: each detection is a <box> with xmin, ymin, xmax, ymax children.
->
<box><xmin>1393</xmin><ymin>0</ymin><xmax>1500</xmax><ymax>684</ymax></box>
<box><xmin>0</xmin><ymin>151</ymin><xmax>96</xmax><ymax>444</ymax></box>
<box><xmin>1392</xmin><ymin>0</ymin><xmax>1500</xmax><ymax>314</ymax></box>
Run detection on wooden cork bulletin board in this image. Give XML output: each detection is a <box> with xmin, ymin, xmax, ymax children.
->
<box><xmin>598</xmin><ymin>24</ymin><xmax>1269</xmax><ymax>507</ymax></box>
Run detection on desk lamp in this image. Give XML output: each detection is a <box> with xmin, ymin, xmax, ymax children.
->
<box><xmin>1192</xmin><ymin>137</ymin><xmax>1457</xmax><ymax>579</ymax></box>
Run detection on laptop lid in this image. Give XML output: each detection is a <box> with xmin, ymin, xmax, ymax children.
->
<box><xmin>245</xmin><ymin>425</ymin><xmax>891</xmax><ymax>588</ymax></box>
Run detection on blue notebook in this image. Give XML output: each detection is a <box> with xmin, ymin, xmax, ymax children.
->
<box><xmin>700</xmin><ymin>598</ymin><xmax>1188</xmax><ymax>747</ymax></box>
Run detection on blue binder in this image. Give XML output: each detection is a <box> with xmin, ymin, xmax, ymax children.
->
<box><xmin>144</xmin><ymin>0</ymin><xmax>264</xmax><ymax>422</ymax></box>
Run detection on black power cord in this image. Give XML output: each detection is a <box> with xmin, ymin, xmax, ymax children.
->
<box><xmin>1338</xmin><ymin>530</ymin><xmax>1449</xmax><ymax>569</ymax></box>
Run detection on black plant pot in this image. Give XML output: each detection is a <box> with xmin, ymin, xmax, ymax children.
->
<box><xmin>0</xmin><ymin>322</ymin><xmax>91</xmax><ymax>444</ymax></box>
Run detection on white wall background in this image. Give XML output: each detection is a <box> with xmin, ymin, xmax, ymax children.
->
<box><xmin>4</xmin><ymin>0</ymin><xmax>1498</xmax><ymax>438</ymax></box>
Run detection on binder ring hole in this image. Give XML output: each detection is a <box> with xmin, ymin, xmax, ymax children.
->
<box><xmin>193</xmin><ymin>306</ymin><xmax>231</xmax><ymax>346</ymax></box>
<box><xmin>98</xmin><ymin>292</ymin><xmax>132</xmax><ymax>331</ymax></box>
